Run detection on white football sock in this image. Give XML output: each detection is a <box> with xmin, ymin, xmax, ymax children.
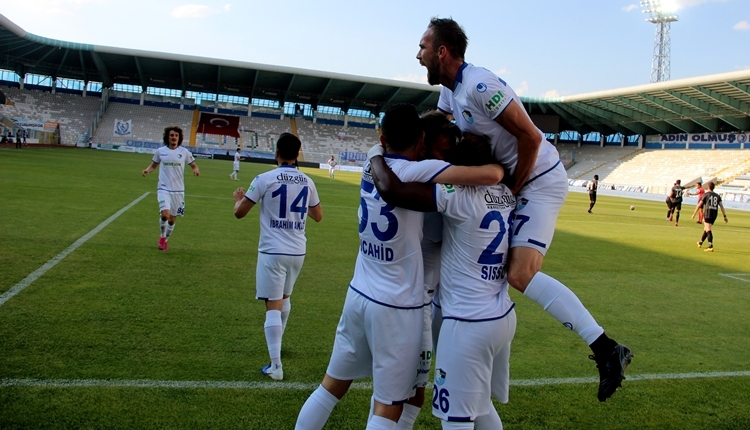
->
<box><xmin>294</xmin><ymin>385</ymin><xmax>339</xmax><ymax>430</ymax></box>
<box><xmin>395</xmin><ymin>403</ymin><xmax>420</xmax><ymax>429</ymax></box>
<box><xmin>474</xmin><ymin>400</ymin><xmax>502</xmax><ymax>430</ymax></box>
<box><xmin>523</xmin><ymin>272</ymin><xmax>603</xmax><ymax>345</ymax></box>
<box><xmin>160</xmin><ymin>218</ymin><xmax>168</xmax><ymax>237</ymax></box>
<box><xmin>281</xmin><ymin>297</ymin><xmax>291</xmax><ymax>334</ymax></box>
<box><xmin>367</xmin><ymin>415</ymin><xmax>397</xmax><ymax>430</ymax></box>
<box><xmin>264</xmin><ymin>310</ymin><xmax>282</xmax><ymax>367</ymax></box>
<box><xmin>165</xmin><ymin>223</ymin><xmax>175</xmax><ymax>240</ymax></box>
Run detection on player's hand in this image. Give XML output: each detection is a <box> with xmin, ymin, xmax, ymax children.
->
<box><xmin>691</xmin><ymin>214</ymin><xmax>695</xmax><ymax>219</ymax></box>
<box><xmin>193</xmin><ymin>167</ymin><xmax>200</xmax><ymax>177</ymax></box>
<box><xmin>367</xmin><ymin>143</ymin><xmax>385</xmax><ymax>160</ymax></box>
<box><xmin>724</xmin><ymin>215</ymin><xmax>728</xmax><ymax>223</ymax></box>
<box><xmin>233</xmin><ymin>188</ymin><xmax>245</xmax><ymax>202</ymax></box>
<box><xmin>141</xmin><ymin>169</ymin><xmax>149</xmax><ymax>177</ymax></box>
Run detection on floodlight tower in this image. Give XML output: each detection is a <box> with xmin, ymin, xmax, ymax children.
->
<box><xmin>640</xmin><ymin>0</ymin><xmax>678</xmax><ymax>83</ymax></box>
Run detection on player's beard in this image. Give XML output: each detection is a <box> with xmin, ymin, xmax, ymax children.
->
<box><xmin>426</xmin><ymin>63</ymin><xmax>441</xmax><ymax>86</ymax></box>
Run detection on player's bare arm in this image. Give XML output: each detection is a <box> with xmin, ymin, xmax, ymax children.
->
<box><xmin>432</xmin><ymin>163</ymin><xmax>503</xmax><ymax>186</ymax></box>
<box><xmin>495</xmin><ymin>100</ymin><xmax>541</xmax><ymax>194</ymax></box>
<box><xmin>189</xmin><ymin>162</ymin><xmax>200</xmax><ymax>176</ymax></box>
<box><xmin>308</xmin><ymin>204</ymin><xmax>323</xmax><ymax>222</ymax></box>
<box><xmin>142</xmin><ymin>162</ymin><xmax>158</xmax><ymax>176</ymax></box>
<box><xmin>233</xmin><ymin>188</ymin><xmax>255</xmax><ymax>219</ymax></box>
<box><xmin>370</xmin><ymin>155</ymin><xmax>437</xmax><ymax>212</ymax></box>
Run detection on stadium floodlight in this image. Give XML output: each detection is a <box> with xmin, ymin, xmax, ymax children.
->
<box><xmin>641</xmin><ymin>0</ymin><xmax>678</xmax><ymax>83</ymax></box>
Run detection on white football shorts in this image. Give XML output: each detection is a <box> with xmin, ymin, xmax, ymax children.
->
<box><xmin>432</xmin><ymin>310</ymin><xmax>516</xmax><ymax>423</ymax></box>
<box><xmin>233</xmin><ymin>161</ymin><xmax>240</xmax><ymax>171</ymax></box>
<box><xmin>157</xmin><ymin>190</ymin><xmax>185</xmax><ymax>217</ymax></box>
<box><xmin>512</xmin><ymin>163</ymin><xmax>568</xmax><ymax>256</ymax></box>
<box><xmin>326</xmin><ymin>288</ymin><xmax>423</xmax><ymax>405</ymax></box>
<box><xmin>255</xmin><ymin>252</ymin><xmax>304</xmax><ymax>300</ymax></box>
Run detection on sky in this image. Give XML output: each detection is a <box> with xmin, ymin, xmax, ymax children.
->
<box><xmin>0</xmin><ymin>0</ymin><xmax>748</xmax><ymax>98</ymax></box>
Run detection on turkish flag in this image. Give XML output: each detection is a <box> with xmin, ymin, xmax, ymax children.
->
<box><xmin>197</xmin><ymin>113</ymin><xmax>240</xmax><ymax>138</ymax></box>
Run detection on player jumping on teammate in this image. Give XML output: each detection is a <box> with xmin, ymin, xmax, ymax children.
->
<box><xmin>415</xmin><ymin>17</ymin><xmax>631</xmax><ymax>402</ymax></box>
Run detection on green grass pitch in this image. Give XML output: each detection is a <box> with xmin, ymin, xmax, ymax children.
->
<box><xmin>1</xmin><ymin>148</ymin><xmax>749</xmax><ymax>429</ymax></box>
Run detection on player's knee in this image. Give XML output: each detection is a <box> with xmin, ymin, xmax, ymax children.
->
<box><xmin>407</xmin><ymin>388</ymin><xmax>425</xmax><ymax>407</ymax></box>
<box><xmin>507</xmin><ymin>262</ymin><xmax>538</xmax><ymax>292</ymax></box>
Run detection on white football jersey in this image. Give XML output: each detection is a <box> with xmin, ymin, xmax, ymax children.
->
<box><xmin>152</xmin><ymin>146</ymin><xmax>195</xmax><ymax>193</ymax></box>
<box><xmin>350</xmin><ymin>155</ymin><xmax>450</xmax><ymax>308</ymax></box>
<box><xmin>437</xmin><ymin>63</ymin><xmax>560</xmax><ymax>180</ymax></box>
<box><xmin>244</xmin><ymin>164</ymin><xmax>320</xmax><ymax>255</ymax></box>
<box><xmin>435</xmin><ymin>182</ymin><xmax>515</xmax><ymax>321</ymax></box>
<box><xmin>234</xmin><ymin>152</ymin><xmax>241</xmax><ymax>163</ymax></box>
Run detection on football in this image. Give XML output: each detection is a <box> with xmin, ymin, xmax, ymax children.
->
<box><xmin>630</xmin><ymin>205</ymin><xmax>635</xmax><ymax>210</ymax></box>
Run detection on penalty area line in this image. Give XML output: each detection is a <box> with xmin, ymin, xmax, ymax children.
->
<box><xmin>2</xmin><ymin>371</ymin><xmax>749</xmax><ymax>390</ymax></box>
<box><xmin>0</xmin><ymin>192</ymin><xmax>150</xmax><ymax>307</ymax></box>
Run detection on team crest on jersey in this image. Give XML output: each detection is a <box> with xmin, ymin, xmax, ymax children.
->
<box><xmin>485</xmin><ymin>90</ymin><xmax>506</xmax><ymax>113</ymax></box>
<box><xmin>178</xmin><ymin>154</ymin><xmax>182</xmax><ymax>159</ymax></box>
<box><xmin>462</xmin><ymin>110</ymin><xmax>474</xmax><ymax>124</ymax></box>
<box><xmin>435</xmin><ymin>368</ymin><xmax>446</xmax><ymax>386</ymax></box>
<box><xmin>516</xmin><ymin>197</ymin><xmax>529</xmax><ymax>210</ymax></box>
<box><xmin>476</xmin><ymin>82</ymin><xmax>487</xmax><ymax>93</ymax></box>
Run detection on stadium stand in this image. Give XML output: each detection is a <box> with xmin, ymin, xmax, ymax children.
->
<box><xmin>559</xmin><ymin>144</ymin><xmax>642</xmax><ymax>180</ymax></box>
<box><xmin>0</xmin><ymin>86</ymin><xmax>101</xmax><ymax>146</ymax></box>
<box><xmin>599</xmin><ymin>149</ymin><xmax>750</xmax><ymax>191</ymax></box>
<box><xmin>93</xmin><ymin>102</ymin><xmax>192</xmax><ymax>145</ymax></box>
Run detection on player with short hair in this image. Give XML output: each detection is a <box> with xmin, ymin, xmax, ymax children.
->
<box><xmin>669</xmin><ymin>179</ymin><xmax>685</xmax><ymax>227</ymax></box>
<box><xmin>588</xmin><ymin>175</ymin><xmax>599</xmax><ymax>213</ymax></box>
<box><xmin>141</xmin><ymin>126</ymin><xmax>200</xmax><ymax>251</ymax></box>
<box><xmin>692</xmin><ymin>181</ymin><xmax>727</xmax><ymax>252</ymax></box>
<box><xmin>294</xmin><ymin>104</ymin><xmax>504</xmax><ymax>430</ymax></box>
<box><xmin>688</xmin><ymin>181</ymin><xmax>706</xmax><ymax>223</ymax></box>
<box><xmin>230</xmin><ymin>148</ymin><xmax>243</xmax><ymax>180</ymax></box>
<box><xmin>328</xmin><ymin>155</ymin><xmax>338</xmax><ymax>179</ymax></box>
<box><xmin>233</xmin><ymin>132</ymin><xmax>322</xmax><ymax>381</ymax></box>
<box><xmin>371</xmin><ymin>133</ymin><xmax>516</xmax><ymax>429</ymax></box>
<box><xmin>415</xmin><ymin>17</ymin><xmax>631</xmax><ymax>402</ymax></box>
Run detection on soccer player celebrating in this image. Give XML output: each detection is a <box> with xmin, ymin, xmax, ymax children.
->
<box><xmin>233</xmin><ymin>133</ymin><xmax>322</xmax><ymax>381</ymax></box>
<box><xmin>371</xmin><ymin>133</ymin><xmax>516</xmax><ymax>429</ymax></box>
<box><xmin>692</xmin><ymin>181</ymin><xmax>727</xmax><ymax>252</ymax></box>
<box><xmin>415</xmin><ymin>17</ymin><xmax>631</xmax><ymax>401</ymax></box>
<box><xmin>294</xmin><ymin>104</ymin><xmax>503</xmax><ymax>430</ymax></box>
<box><xmin>141</xmin><ymin>126</ymin><xmax>199</xmax><ymax>251</ymax></box>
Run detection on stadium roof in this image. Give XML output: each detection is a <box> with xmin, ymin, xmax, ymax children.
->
<box><xmin>1</xmin><ymin>13</ymin><xmax>749</xmax><ymax>136</ymax></box>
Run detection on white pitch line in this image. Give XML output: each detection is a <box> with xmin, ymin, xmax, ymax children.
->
<box><xmin>0</xmin><ymin>192</ymin><xmax>150</xmax><ymax>307</ymax></box>
<box><xmin>2</xmin><ymin>371</ymin><xmax>749</xmax><ymax>390</ymax></box>
<box><xmin>719</xmin><ymin>273</ymin><xmax>750</xmax><ymax>283</ymax></box>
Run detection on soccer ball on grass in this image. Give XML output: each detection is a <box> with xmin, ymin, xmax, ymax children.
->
<box><xmin>630</xmin><ymin>205</ymin><xmax>635</xmax><ymax>210</ymax></box>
